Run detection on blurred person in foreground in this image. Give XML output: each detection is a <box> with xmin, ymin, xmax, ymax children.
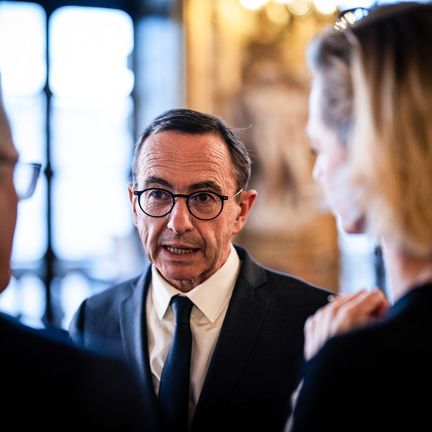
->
<box><xmin>288</xmin><ymin>3</ymin><xmax>432</xmax><ymax>431</ymax></box>
<box><xmin>70</xmin><ymin>108</ymin><xmax>331</xmax><ymax>432</ymax></box>
<box><xmin>0</xmin><ymin>77</ymin><xmax>145</xmax><ymax>431</ymax></box>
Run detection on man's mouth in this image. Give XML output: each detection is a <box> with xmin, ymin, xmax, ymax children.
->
<box><xmin>164</xmin><ymin>246</ymin><xmax>198</xmax><ymax>255</ymax></box>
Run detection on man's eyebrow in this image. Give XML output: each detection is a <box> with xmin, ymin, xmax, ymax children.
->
<box><xmin>142</xmin><ymin>177</ymin><xmax>223</xmax><ymax>194</ymax></box>
<box><xmin>143</xmin><ymin>176</ymin><xmax>173</xmax><ymax>189</ymax></box>
<box><xmin>189</xmin><ymin>181</ymin><xmax>223</xmax><ymax>194</ymax></box>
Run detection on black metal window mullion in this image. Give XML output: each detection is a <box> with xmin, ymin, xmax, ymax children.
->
<box><xmin>41</xmin><ymin>6</ymin><xmax>58</xmax><ymax>327</ymax></box>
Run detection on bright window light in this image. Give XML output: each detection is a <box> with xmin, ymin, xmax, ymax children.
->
<box><xmin>239</xmin><ymin>0</ymin><xmax>268</xmax><ymax>11</ymax></box>
<box><xmin>49</xmin><ymin>6</ymin><xmax>134</xmax><ymax>102</ymax></box>
<box><xmin>0</xmin><ymin>1</ymin><xmax>46</xmax><ymax>96</ymax></box>
<box><xmin>314</xmin><ymin>0</ymin><xmax>338</xmax><ymax>15</ymax></box>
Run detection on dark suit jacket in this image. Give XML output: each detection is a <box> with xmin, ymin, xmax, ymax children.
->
<box><xmin>70</xmin><ymin>245</ymin><xmax>330</xmax><ymax>432</ymax></box>
<box><xmin>290</xmin><ymin>283</ymin><xmax>432</xmax><ymax>432</ymax></box>
<box><xmin>1</xmin><ymin>312</ymin><xmax>145</xmax><ymax>431</ymax></box>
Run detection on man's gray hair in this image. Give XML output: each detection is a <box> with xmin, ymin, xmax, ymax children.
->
<box><xmin>131</xmin><ymin>108</ymin><xmax>252</xmax><ymax>191</ymax></box>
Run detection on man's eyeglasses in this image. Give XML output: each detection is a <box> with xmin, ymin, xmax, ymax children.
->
<box><xmin>335</xmin><ymin>7</ymin><xmax>369</xmax><ymax>30</ymax></box>
<box><xmin>0</xmin><ymin>156</ymin><xmax>42</xmax><ymax>200</ymax></box>
<box><xmin>133</xmin><ymin>188</ymin><xmax>243</xmax><ymax>221</ymax></box>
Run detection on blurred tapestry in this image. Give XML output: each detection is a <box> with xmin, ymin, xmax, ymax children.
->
<box><xmin>183</xmin><ymin>0</ymin><xmax>339</xmax><ymax>292</ymax></box>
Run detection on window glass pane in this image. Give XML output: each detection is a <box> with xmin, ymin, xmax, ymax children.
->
<box><xmin>51</xmin><ymin>96</ymin><xmax>134</xmax><ymax>262</ymax></box>
<box><xmin>0</xmin><ymin>275</ymin><xmax>45</xmax><ymax>328</ymax></box>
<box><xmin>338</xmin><ymin>226</ymin><xmax>377</xmax><ymax>294</ymax></box>
<box><xmin>51</xmin><ymin>97</ymin><xmax>132</xmax><ymax>172</ymax></box>
<box><xmin>136</xmin><ymin>16</ymin><xmax>182</xmax><ymax>132</ymax></box>
<box><xmin>50</xmin><ymin>6</ymin><xmax>137</xmax><ymax>282</ymax></box>
<box><xmin>12</xmin><ymin>174</ymin><xmax>46</xmax><ymax>262</ymax></box>
<box><xmin>338</xmin><ymin>1</ymin><xmax>376</xmax><ymax>8</ymax></box>
<box><xmin>59</xmin><ymin>272</ymin><xmax>97</xmax><ymax>329</ymax></box>
<box><xmin>0</xmin><ymin>1</ymin><xmax>46</xmax><ymax>95</ymax></box>
<box><xmin>50</xmin><ymin>6</ymin><xmax>134</xmax><ymax>101</ymax></box>
<box><xmin>5</xmin><ymin>95</ymin><xmax>46</xmax><ymax>162</ymax></box>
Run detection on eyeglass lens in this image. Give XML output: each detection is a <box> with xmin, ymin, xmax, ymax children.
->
<box><xmin>13</xmin><ymin>163</ymin><xmax>42</xmax><ymax>200</ymax></box>
<box><xmin>140</xmin><ymin>189</ymin><xmax>223</xmax><ymax>220</ymax></box>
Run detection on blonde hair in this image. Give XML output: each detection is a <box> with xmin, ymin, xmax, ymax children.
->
<box><xmin>309</xmin><ymin>2</ymin><xmax>432</xmax><ymax>257</ymax></box>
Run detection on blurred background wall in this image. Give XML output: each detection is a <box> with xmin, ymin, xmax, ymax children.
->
<box><xmin>0</xmin><ymin>0</ymin><xmax>397</xmax><ymax>329</ymax></box>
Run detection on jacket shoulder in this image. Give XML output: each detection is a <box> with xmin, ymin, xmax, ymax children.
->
<box><xmin>235</xmin><ymin>244</ymin><xmax>331</xmax><ymax>314</ymax></box>
<box><xmin>84</xmin><ymin>274</ymin><xmax>143</xmax><ymax>308</ymax></box>
<box><xmin>266</xmin><ymin>267</ymin><xmax>331</xmax><ymax>297</ymax></box>
<box><xmin>263</xmin><ymin>268</ymin><xmax>331</xmax><ymax>311</ymax></box>
<box><xmin>68</xmin><ymin>273</ymin><xmax>145</xmax><ymax>348</ymax></box>
<box><xmin>0</xmin><ymin>315</ymin><xmax>145</xmax><ymax>430</ymax></box>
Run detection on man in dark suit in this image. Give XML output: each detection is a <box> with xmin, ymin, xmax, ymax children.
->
<box><xmin>0</xmin><ymin>77</ymin><xmax>145</xmax><ymax>430</ymax></box>
<box><xmin>70</xmin><ymin>108</ymin><xmax>330</xmax><ymax>432</ymax></box>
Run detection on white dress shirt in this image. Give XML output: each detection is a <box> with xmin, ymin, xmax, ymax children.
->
<box><xmin>146</xmin><ymin>243</ymin><xmax>241</xmax><ymax>418</ymax></box>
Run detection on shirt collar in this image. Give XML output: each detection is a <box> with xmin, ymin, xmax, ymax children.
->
<box><xmin>151</xmin><ymin>244</ymin><xmax>241</xmax><ymax>323</ymax></box>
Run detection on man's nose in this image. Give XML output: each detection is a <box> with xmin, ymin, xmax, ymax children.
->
<box><xmin>167</xmin><ymin>198</ymin><xmax>194</xmax><ymax>234</ymax></box>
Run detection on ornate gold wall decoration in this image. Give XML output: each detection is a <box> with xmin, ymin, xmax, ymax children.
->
<box><xmin>183</xmin><ymin>0</ymin><xmax>340</xmax><ymax>291</ymax></box>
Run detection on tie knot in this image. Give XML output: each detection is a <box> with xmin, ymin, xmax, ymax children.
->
<box><xmin>171</xmin><ymin>296</ymin><xmax>193</xmax><ymax>325</ymax></box>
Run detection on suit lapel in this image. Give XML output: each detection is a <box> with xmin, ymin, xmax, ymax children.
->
<box><xmin>192</xmin><ymin>248</ymin><xmax>269</xmax><ymax>429</ymax></box>
<box><xmin>120</xmin><ymin>267</ymin><xmax>160</xmax><ymax>430</ymax></box>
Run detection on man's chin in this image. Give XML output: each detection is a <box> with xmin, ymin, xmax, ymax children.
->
<box><xmin>158</xmin><ymin>267</ymin><xmax>203</xmax><ymax>291</ymax></box>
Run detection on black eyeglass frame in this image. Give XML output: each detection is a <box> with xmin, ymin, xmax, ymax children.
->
<box><xmin>133</xmin><ymin>187</ymin><xmax>243</xmax><ymax>221</ymax></box>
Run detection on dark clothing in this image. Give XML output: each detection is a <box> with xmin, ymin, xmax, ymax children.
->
<box><xmin>1</xmin><ymin>312</ymin><xmax>145</xmax><ymax>431</ymax></box>
<box><xmin>290</xmin><ymin>283</ymin><xmax>432</xmax><ymax>432</ymax></box>
<box><xmin>70</xmin><ymin>245</ymin><xmax>330</xmax><ymax>432</ymax></box>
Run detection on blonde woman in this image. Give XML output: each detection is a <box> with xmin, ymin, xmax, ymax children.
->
<box><xmin>289</xmin><ymin>3</ymin><xmax>432</xmax><ymax>431</ymax></box>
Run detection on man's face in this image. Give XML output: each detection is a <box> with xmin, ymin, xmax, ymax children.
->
<box><xmin>129</xmin><ymin>130</ymin><xmax>256</xmax><ymax>292</ymax></box>
<box><xmin>0</xmin><ymin>117</ymin><xmax>19</xmax><ymax>292</ymax></box>
<box><xmin>307</xmin><ymin>77</ymin><xmax>365</xmax><ymax>234</ymax></box>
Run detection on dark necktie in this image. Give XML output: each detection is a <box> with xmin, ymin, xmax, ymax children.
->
<box><xmin>159</xmin><ymin>296</ymin><xmax>193</xmax><ymax>432</ymax></box>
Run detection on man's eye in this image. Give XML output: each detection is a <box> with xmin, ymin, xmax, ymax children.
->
<box><xmin>149</xmin><ymin>189</ymin><xmax>170</xmax><ymax>200</ymax></box>
<box><xmin>191</xmin><ymin>192</ymin><xmax>215</xmax><ymax>203</ymax></box>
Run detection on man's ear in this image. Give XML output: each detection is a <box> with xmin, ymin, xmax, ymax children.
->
<box><xmin>232</xmin><ymin>189</ymin><xmax>257</xmax><ymax>235</ymax></box>
<box><xmin>128</xmin><ymin>184</ymin><xmax>138</xmax><ymax>226</ymax></box>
